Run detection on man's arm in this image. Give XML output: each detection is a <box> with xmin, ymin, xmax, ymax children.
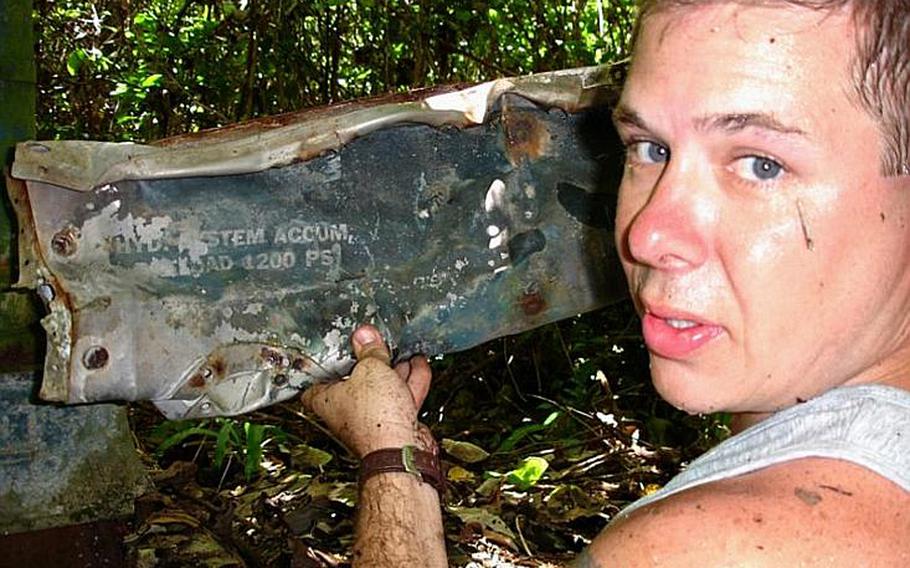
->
<box><xmin>353</xmin><ymin>471</ymin><xmax>446</xmax><ymax>566</ymax></box>
<box><xmin>302</xmin><ymin>326</ymin><xmax>447</xmax><ymax>567</ymax></box>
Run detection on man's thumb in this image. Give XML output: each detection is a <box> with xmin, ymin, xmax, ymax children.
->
<box><xmin>351</xmin><ymin>325</ymin><xmax>391</xmax><ymax>366</ymax></box>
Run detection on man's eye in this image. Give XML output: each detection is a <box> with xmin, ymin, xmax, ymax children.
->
<box><xmin>630</xmin><ymin>141</ymin><xmax>670</xmax><ymax>164</ymax></box>
<box><xmin>734</xmin><ymin>156</ymin><xmax>784</xmax><ymax>181</ymax></box>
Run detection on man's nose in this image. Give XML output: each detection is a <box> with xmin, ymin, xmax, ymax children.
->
<box><xmin>625</xmin><ymin>171</ymin><xmax>710</xmax><ymax>272</ymax></box>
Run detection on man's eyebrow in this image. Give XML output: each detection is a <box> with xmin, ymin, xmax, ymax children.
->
<box><xmin>696</xmin><ymin>113</ymin><xmax>807</xmax><ymax>137</ymax></box>
<box><xmin>611</xmin><ymin>106</ymin><xmax>808</xmax><ymax>139</ymax></box>
<box><xmin>612</xmin><ymin>104</ymin><xmax>650</xmax><ymax>131</ymax></box>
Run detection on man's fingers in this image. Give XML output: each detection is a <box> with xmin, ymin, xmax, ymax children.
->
<box><xmin>351</xmin><ymin>325</ymin><xmax>391</xmax><ymax>365</ymax></box>
<box><xmin>407</xmin><ymin>355</ymin><xmax>432</xmax><ymax>407</ymax></box>
<box><xmin>395</xmin><ymin>360</ymin><xmax>411</xmax><ymax>381</ymax></box>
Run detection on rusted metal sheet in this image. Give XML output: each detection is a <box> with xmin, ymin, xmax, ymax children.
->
<box><xmin>10</xmin><ymin>66</ymin><xmax>625</xmax><ymax>419</ymax></box>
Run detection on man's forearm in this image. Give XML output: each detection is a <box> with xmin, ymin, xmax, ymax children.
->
<box><xmin>353</xmin><ymin>472</ymin><xmax>447</xmax><ymax>567</ymax></box>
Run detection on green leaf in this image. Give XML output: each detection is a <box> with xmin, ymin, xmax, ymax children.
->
<box><xmin>214</xmin><ymin>420</ymin><xmax>238</xmax><ymax>468</ymax></box>
<box><xmin>133</xmin><ymin>12</ymin><xmax>156</xmax><ymax>31</ymax></box>
<box><xmin>140</xmin><ymin>73</ymin><xmax>163</xmax><ymax>88</ymax></box>
<box><xmin>65</xmin><ymin>49</ymin><xmax>87</xmax><ymax>76</ymax></box>
<box><xmin>155</xmin><ymin>426</ymin><xmax>219</xmax><ymax>456</ymax></box>
<box><xmin>441</xmin><ymin>438</ymin><xmax>489</xmax><ymax>463</ymax></box>
<box><xmin>243</xmin><ymin>422</ymin><xmax>266</xmax><ymax>480</ymax></box>
<box><xmin>110</xmin><ymin>83</ymin><xmax>130</xmax><ymax>97</ymax></box>
<box><xmin>496</xmin><ymin>411</ymin><xmax>561</xmax><ymax>452</ymax></box>
<box><xmin>506</xmin><ymin>456</ymin><xmax>549</xmax><ymax>490</ymax></box>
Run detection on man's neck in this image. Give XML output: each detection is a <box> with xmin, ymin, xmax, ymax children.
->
<box><xmin>729</xmin><ymin>412</ymin><xmax>769</xmax><ymax>434</ymax></box>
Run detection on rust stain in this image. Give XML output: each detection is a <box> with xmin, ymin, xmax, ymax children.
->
<box><xmin>291</xmin><ymin>357</ymin><xmax>310</xmax><ymax>372</ymax></box>
<box><xmin>503</xmin><ymin>111</ymin><xmax>550</xmax><ymax>165</ymax></box>
<box><xmin>209</xmin><ymin>357</ymin><xmax>226</xmax><ymax>378</ymax></box>
<box><xmin>260</xmin><ymin>347</ymin><xmax>284</xmax><ymax>367</ymax></box>
<box><xmin>187</xmin><ymin>373</ymin><xmax>206</xmax><ymax>388</ymax></box>
<box><xmin>7</xmin><ymin>174</ymin><xmax>51</xmax><ymax>290</ymax></box>
<box><xmin>518</xmin><ymin>290</ymin><xmax>547</xmax><ymax>316</ymax></box>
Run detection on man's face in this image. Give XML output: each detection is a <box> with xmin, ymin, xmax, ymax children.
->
<box><xmin>614</xmin><ymin>4</ymin><xmax>910</xmax><ymax>414</ymax></box>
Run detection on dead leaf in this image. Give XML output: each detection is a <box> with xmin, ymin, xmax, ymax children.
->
<box><xmin>146</xmin><ymin>509</ymin><xmax>202</xmax><ymax>529</ymax></box>
<box><xmin>446</xmin><ymin>465</ymin><xmax>476</xmax><ymax>483</ymax></box>
<box><xmin>447</xmin><ymin>506</ymin><xmax>516</xmax><ymax>540</ymax></box>
<box><xmin>290</xmin><ymin>444</ymin><xmax>334</xmax><ymax>469</ymax></box>
<box><xmin>441</xmin><ymin>439</ymin><xmax>490</xmax><ymax>463</ymax></box>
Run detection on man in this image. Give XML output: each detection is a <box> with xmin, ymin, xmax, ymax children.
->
<box><xmin>303</xmin><ymin>1</ymin><xmax>910</xmax><ymax>565</ymax></box>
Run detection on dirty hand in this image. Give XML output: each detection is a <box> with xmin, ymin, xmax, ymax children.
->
<box><xmin>301</xmin><ymin>325</ymin><xmax>432</xmax><ymax>458</ymax></box>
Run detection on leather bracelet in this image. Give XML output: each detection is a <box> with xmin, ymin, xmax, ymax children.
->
<box><xmin>359</xmin><ymin>445</ymin><xmax>444</xmax><ymax>494</ymax></box>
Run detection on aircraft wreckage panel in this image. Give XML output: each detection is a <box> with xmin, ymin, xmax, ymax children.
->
<box><xmin>10</xmin><ymin>67</ymin><xmax>626</xmax><ymax>418</ymax></box>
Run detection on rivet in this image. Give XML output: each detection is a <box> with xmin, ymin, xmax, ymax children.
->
<box><xmin>200</xmin><ymin>401</ymin><xmax>213</xmax><ymax>413</ymax></box>
<box><xmin>51</xmin><ymin>228</ymin><xmax>79</xmax><ymax>257</ymax></box>
<box><xmin>273</xmin><ymin>374</ymin><xmax>289</xmax><ymax>387</ymax></box>
<box><xmin>82</xmin><ymin>346</ymin><xmax>109</xmax><ymax>370</ymax></box>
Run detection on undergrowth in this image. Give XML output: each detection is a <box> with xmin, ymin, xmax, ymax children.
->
<box><xmin>128</xmin><ymin>300</ymin><xmax>729</xmax><ymax>566</ymax></box>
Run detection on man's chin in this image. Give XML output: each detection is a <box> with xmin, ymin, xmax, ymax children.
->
<box><xmin>650</xmin><ymin>364</ymin><xmax>731</xmax><ymax>415</ymax></box>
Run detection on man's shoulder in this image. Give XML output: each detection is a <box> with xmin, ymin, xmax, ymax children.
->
<box><xmin>582</xmin><ymin>457</ymin><xmax>909</xmax><ymax>567</ymax></box>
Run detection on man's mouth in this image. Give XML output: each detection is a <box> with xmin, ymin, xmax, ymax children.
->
<box><xmin>641</xmin><ymin>310</ymin><xmax>724</xmax><ymax>359</ymax></box>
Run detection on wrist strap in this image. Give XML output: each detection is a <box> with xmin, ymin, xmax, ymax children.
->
<box><xmin>359</xmin><ymin>445</ymin><xmax>444</xmax><ymax>494</ymax></box>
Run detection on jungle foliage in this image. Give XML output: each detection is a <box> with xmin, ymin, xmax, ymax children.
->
<box><xmin>36</xmin><ymin>0</ymin><xmax>636</xmax><ymax>141</ymax></box>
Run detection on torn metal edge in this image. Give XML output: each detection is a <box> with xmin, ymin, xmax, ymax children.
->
<box><xmin>11</xmin><ymin>66</ymin><xmax>615</xmax><ymax>192</ymax></box>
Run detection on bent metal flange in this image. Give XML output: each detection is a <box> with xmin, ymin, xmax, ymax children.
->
<box><xmin>9</xmin><ymin>66</ymin><xmax>626</xmax><ymax>419</ymax></box>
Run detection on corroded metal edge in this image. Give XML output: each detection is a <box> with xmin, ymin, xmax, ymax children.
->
<box><xmin>5</xmin><ymin>172</ymin><xmax>39</xmax><ymax>288</ymax></box>
<box><xmin>11</xmin><ymin>66</ymin><xmax>615</xmax><ymax>192</ymax></box>
<box><xmin>5</xmin><ymin>173</ymin><xmax>71</xmax><ymax>399</ymax></box>
<box><xmin>4</xmin><ymin>67</ymin><xmax>78</xmax><ymax>399</ymax></box>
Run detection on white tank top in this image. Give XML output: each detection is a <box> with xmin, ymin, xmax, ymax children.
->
<box><xmin>616</xmin><ymin>384</ymin><xmax>910</xmax><ymax>520</ymax></box>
